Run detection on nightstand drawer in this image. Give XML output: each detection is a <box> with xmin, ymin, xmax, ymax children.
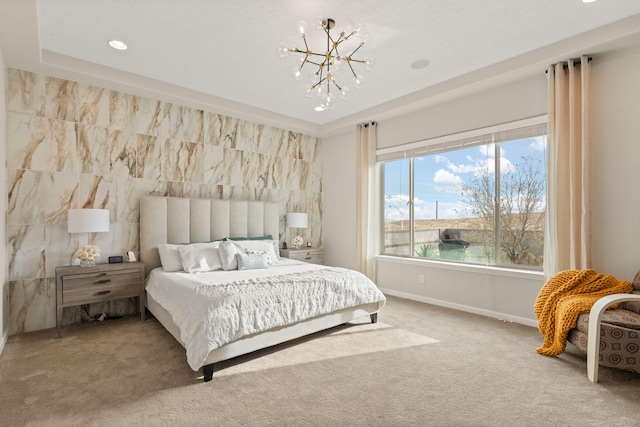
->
<box><xmin>281</xmin><ymin>248</ymin><xmax>324</xmax><ymax>265</ymax></box>
<box><xmin>62</xmin><ymin>269</ymin><xmax>141</xmax><ymax>305</ymax></box>
<box><xmin>62</xmin><ymin>270</ymin><xmax>140</xmax><ymax>292</ymax></box>
<box><xmin>63</xmin><ymin>282</ymin><xmax>140</xmax><ymax>305</ymax></box>
<box><xmin>292</xmin><ymin>252</ymin><xmax>324</xmax><ymax>265</ymax></box>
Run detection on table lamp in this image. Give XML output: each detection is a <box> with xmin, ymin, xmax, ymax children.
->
<box><xmin>287</xmin><ymin>212</ymin><xmax>308</xmax><ymax>249</ymax></box>
<box><xmin>68</xmin><ymin>208</ymin><xmax>110</xmax><ymax>267</ymax></box>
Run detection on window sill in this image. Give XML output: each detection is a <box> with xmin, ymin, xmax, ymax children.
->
<box><xmin>376</xmin><ymin>255</ymin><xmax>544</xmax><ymax>280</ymax></box>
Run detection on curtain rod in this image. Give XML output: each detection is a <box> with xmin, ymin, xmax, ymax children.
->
<box><xmin>545</xmin><ymin>56</ymin><xmax>592</xmax><ymax>73</ymax></box>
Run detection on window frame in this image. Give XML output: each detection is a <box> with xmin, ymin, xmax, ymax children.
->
<box><xmin>377</xmin><ymin>115</ymin><xmax>548</xmax><ymax>270</ymax></box>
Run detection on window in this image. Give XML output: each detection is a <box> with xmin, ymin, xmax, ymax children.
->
<box><xmin>379</xmin><ymin>117</ymin><xmax>547</xmax><ymax>269</ymax></box>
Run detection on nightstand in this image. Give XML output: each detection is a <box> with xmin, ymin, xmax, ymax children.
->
<box><xmin>55</xmin><ymin>262</ymin><xmax>145</xmax><ymax>338</ymax></box>
<box><xmin>280</xmin><ymin>247</ymin><xmax>324</xmax><ymax>265</ymax></box>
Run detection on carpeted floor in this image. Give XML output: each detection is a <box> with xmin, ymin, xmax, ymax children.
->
<box><xmin>1</xmin><ymin>296</ymin><xmax>639</xmax><ymax>426</ymax></box>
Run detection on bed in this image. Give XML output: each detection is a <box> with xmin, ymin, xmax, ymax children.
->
<box><xmin>140</xmin><ymin>196</ymin><xmax>386</xmax><ymax>381</ymax></box>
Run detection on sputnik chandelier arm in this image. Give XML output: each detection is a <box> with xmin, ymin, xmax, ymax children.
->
<box><xmin>278</xmin><ymin>17</ymin><xmax>376</xmax><ymax>111</ymax></box>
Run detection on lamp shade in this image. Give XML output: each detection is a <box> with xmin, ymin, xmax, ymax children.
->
<box><xmin>287</xmin><ymin>212</ymin><xmax>308</xmax><ymax>228</ymax></box>
<box><xmin>68</xmin><ymin>209</ymin><xmax>110</xmax><ymax>233</ymax></box>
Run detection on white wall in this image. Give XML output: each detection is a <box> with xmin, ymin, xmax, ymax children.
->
<box><xmin>322</xmin><ymin>128</ymin><xmax>358</xmax><ymax>270</ymax></box>
<box><xmin>323</xmin><ymin>44</ymin><xmax>640</xmax><ymax>326</ymax></box>
<box><xmin>377</xmin><ymin>76</ymin><xmax>548</xmax><ymax>148</ymax></box>
<box><xmin>1</xmin><ymin>46</ymin><xmax>7</xmax><ymax>354</ymax></box>
<box><xmin>379</xmin><ymin>74</ymin><xmax>548</xmax><ymax>326</ymax></box>
<box><xmin>590</xmin><ymin>45</ymin><xmax>640</xmax><ymax>279</ymax></box>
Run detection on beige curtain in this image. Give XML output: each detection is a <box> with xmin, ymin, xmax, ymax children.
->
<box><xmin>356</xmin><ymin>122</ymin><xmax>378</xmax><ymax>281</ymax></box>
<box><xmin>544</xmin><ymin>56</ymin><xmax>591</xmax><ymax>279</ymax></box>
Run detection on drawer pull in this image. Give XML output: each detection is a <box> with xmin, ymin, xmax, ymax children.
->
<box><xmin>305</xmin><ymin>256</ymin><xmax>312</xmax><ymax>260</ymax></box>
<box><xmin>96</xmin><ymin>290</ymin><xmax>111</xmax><ymax>296</ymax></box>
<box><xmin>95</xmin><ymin>279</ymin><xmax>111</xmax><ymax>285</ymax></box>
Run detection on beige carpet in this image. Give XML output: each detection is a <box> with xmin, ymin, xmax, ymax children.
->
<box><xmin>1</xmin><ymin>296</ymin><xmax>639</xmax><ymax>426</ymax></box>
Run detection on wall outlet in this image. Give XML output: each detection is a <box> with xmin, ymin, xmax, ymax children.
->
<box><xmin>419</xmin><ymin>274</ymin><xmax>425</xmax><ymax>284</ymax></box>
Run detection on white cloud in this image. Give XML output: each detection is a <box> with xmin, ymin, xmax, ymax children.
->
<box><xmin>433</xmin><ymin>169</ymin><xmax>463</xmax><ymax>194</ymax></box>
<box><xmin>413</xmin><ymin>196</ymin><xmax>427</xmax><ymax>206</ymax></box>
<box><xmin>434</xmin><ymin>169</ymin><xmax>462</xmax><ymax>185</ymax></box>
<box><xmin>530</xmin><ymin>136</ymin><xmax>547</xmax><ymax>152</ymax></box>
<box><xmin>447</xmin><ymin>161</ymin><xmax>477</xmax><ymax>174</ymax></box>
<box><xmin>478</xmin><ymin>144</ymin><xmax>495</xmax><ymax>157</ymax></box>
<box><xmin>500</xmin><ymin>156</ymin><xmax>515</xmax><ymax>173</ymax></box>
<box><xmin>434</xmin><ymin>155</ymin><xmax>447</xmax><ymax>163</ymax></box>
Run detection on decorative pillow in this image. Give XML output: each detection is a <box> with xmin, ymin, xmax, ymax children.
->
<box><xmin>228</xmin><ymin>236</ymin><xmax>280</xmax><ymax>260</ymax></box>
<box><xmin>245</xmin><ymin>249</ymin><xmax>274</xmax><ymax>266</ymax></box>
<box><xmin>272</xmin><ymin>239</ymin><xmax>281</xmax><ymax>260</ymax></box>
<box><xmin>177</xmin><ymin>242</ymin><xmax>222</xmax><ymax>273</ymax></box>
<box><xmin>219</xmin><ymin>239</ymin><xmax>239</xmax><ymax>271</ymax></box>
<box><xmin>233</xmin><ymin>240</ymin><xmax>279</xmax><ymax>265</ymax></box>
<box><xmin>236</xmin><ymin>251</ymin><xmax>269</xmax><ymax>271</ymax></box>
<box><xmin>157</xmin><ymin>244</ymin><xmax>184</xmax><ymax>272</ymax></box>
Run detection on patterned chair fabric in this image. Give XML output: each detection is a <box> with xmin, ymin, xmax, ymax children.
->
<box><xmin>567</xmin><ymin>282</ymin><xmax>640</xmax><ymax>374</ymax></box>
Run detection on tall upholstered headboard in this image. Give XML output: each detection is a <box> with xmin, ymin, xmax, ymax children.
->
<box><xmin>140</xmin><ymin>196</ymin><xmax>280</xmax><ymax>272</ymax></box>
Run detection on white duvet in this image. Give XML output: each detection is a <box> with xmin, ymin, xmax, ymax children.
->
<box><xmin>145</xmin><ymin>259</ymin><xmax>386</xmax><ymax>370</ymax></box>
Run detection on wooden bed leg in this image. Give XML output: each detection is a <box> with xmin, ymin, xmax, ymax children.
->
<box><xmin>203</xmin><ymin>364</ymin><xmax>215</xmax><ymax>382</ymax></box>
<box><xmin>370</xmin><ymin>313</ymin><xmax>378</xmax><ymax>324</ymax></box>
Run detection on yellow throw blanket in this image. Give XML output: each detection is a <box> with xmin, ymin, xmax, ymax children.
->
<box><xmin>534</xmin><ymin>269</ymin><xmax>632</xmax><ymax>357</ymax></box>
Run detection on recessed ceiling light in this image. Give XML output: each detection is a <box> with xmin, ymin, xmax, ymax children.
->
<box><xmin>582</xmin><ymin>0</ymin><xmax>597</xmax><ymax>3</ymax></box>
<box><xmin>108</xmin><ymin>40</ymin><xmax>128</xmax><ymax>50</ymax></box>
<box><xmin>411</xmin><ymin>59</ymin><xmax>430</xmax><ymax>70</ymax></box>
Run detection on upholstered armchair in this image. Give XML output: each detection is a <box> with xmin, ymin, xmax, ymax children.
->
<box><xmin>567</xmin><ymin>274</ymin><xmax>640</xmax><ymax>382</ymax></box>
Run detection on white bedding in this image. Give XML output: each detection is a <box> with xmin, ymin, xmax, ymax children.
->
<box><xmin>146</xmin><ymin>258</ymin><xmax>386</xmax><ymax>370</ymax></box>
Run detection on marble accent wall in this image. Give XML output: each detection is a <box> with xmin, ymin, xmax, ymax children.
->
<box><xmin>5</xmin><ymin>68</ymin><xmax>322</xmax><ymax>335</ymax></box>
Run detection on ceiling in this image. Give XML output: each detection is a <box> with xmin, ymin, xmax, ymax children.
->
<box><xmin>2</xmin><ymin>0</ymin><xmax>640</xmax><ymax>136</ymax></box>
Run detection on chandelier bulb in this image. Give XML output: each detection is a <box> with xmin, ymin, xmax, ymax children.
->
<box><xmin>339</xmin><ymin>86</ymin><xmax>350</xmax><ymax>100</ymax></box>
<box><xmin>293</xmin><ymin>67</ymin><xmax>304</xmax><ymax>81</ymax></box>
<box><xmin>276</xmin><ymin>42</ymin><xmax>292</xmax><ymax>59</ymax></box>
<box><xmin>314</xmin><ymin>17</ymin><xmax>326</xmax><ymax>31</ymax></box>
<box><xmin>295</xmin><ymin>21</ymin><xmax>309</xmax><ymax>36</ymax></box>
<box><xmin>342</xmin><ymin>19</ymin><xmax>355</xmax><ymax>34</ymax></box>
<box><xmin>353</xmin><ymin>74</ymin><xmax>364</xmax><ymax>88</ymax></box>
<box><xmin>332</xmin><ymin>56</ymin><xmax>344</xmax><ymax>72</ymax></box>
<box><xmin>364</xmin><ymin>56</ymin><xmax>377</xmax><ymax>71</ymax></box>
<box><xmin>325</xmin><ymin>92</ymin><xmax>336</xmax><ymax>110</ymax></box>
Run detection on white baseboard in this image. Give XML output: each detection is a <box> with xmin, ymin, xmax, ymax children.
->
<box><xmin>380</xmin><ymin>288</ymin><xmax>539</xmax><ymax>328</ymax></box>
<box><xmin>0</xmin><ymin>329</ymin><xmax>7</xmax><ymax>356</ymax></box>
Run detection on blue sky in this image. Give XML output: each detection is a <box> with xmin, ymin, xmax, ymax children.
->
<box><xmin>384</xmin><ymin>136</ymin><xmax>547</xmax><ymax>222</ymax></box>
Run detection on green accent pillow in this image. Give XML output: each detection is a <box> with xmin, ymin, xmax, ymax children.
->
<box><xmin>227</xmin><ymin>235</ymin><xmax>273</xmax><ymax>241</ymax></box>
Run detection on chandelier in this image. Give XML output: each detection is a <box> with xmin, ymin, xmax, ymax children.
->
<box><xmin>277</xmin><ymin>18</ymin><xmax>376</xmax><ymax>111</ymax></box>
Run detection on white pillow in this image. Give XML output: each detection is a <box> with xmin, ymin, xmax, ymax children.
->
<box><xmin>157</xmin><ymin>244</ymin><xmax>184</xmax><ymax>272</ymax></box>
<box><xmin>219</xmin><ymin>239</ymin><xmax>239</xmax><ymax>271</ymax></box>
<box><xmin>245</xmin><ymin>249</ymin><xmax>274</xmax><ymax>266</ymax></box>
<box><xmin>178</xmin><ymin>242</ymin><xmax>222</xmax><ymax>273</ymax></box>
<box><xmin>233</xmin><ymin>240</ymin><xmax>279</xmax><ymax>265</ymax></box>
<box><xmin>272</xmin><ymin>239</ymin><xmax>281</xmax><ymax>260</ymax></box>
<box><xmin>236</xmin><ymin>252</ymin><xmax>269</xmax><ymax>271</ymax></box>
